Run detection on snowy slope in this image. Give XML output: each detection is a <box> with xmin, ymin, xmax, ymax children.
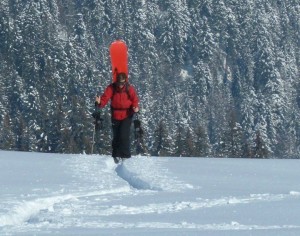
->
<box><xmin>0</xmin><ymin>150</ymin><xmax>300</xmax><ymax>235</ymax></box>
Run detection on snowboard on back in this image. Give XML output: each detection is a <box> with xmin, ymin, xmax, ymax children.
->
<box><xmin>109</xmin><ymin>40</ymin><xmax>128</xmax><ymax>83</ymax></box>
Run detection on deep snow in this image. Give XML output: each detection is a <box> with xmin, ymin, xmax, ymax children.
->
<box><xmin>0</xmin><ymin>150</ymin><xmax>300</xmax><ymax>235</ymax></box>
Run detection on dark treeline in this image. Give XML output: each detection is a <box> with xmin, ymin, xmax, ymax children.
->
<box><xmin>0</xmin><ymin>0</ymin><xmax>299</xmax><ymax>158</ymax></box>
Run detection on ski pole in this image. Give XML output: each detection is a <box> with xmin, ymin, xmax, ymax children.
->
<box><xmin>91</xmin><ymin>122</ymin><xmax>96</xmax><ymax>154</ymax></box>
<box><xmin>91</xmin><ymin>101</ymin><xmax>98</xmax><ymax>154</ymax></box>
<box><xmin>91</xmin><ymin>96</ymin><xmax>102</xmax><ymax>154</ymax></box>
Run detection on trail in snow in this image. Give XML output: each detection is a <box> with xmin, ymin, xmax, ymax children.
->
<box><xmin>115</xmin><ymin>162</ymin><xmax>162</xmax><ymax>191</ymax></box>
<box><xmin>0</xmin><ymin>187</ymin><xmax>130</xmax><ymax>227</ymax></box>
<box><xmin>96</xmin><ymin>191</ymin><xmax>300</xmax><ymax>216</ymax></box>
<box><xmin>0</xmin><ymin>155</ymin><xmax>188</xmax><ymax>228</ymax></box>
<box><xmin>111</xmin><ymin>156</ymin><xmax>195</xmax><ymax>192</ymax></box>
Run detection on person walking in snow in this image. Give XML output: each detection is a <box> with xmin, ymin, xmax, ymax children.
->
<box><xmin>95</xmin><ymin>73</ymin><xmax>139</xmax><ymax>163</ymax></box>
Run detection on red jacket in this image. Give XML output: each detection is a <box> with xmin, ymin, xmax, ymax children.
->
<box><xmin>99</xmin><ymin>83</ymin><xmax>139</xmax><ymax>120</ymax></box>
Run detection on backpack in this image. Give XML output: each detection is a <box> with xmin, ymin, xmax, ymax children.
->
<box><xmin>111</xmin><ymin>82</ymin><xmax>131</xmax><ymax>99</ymax></box>
<box><xmin>110</xmin><ymin>82</ymin><xmax>132</xmax><ymax>112</ymax></box>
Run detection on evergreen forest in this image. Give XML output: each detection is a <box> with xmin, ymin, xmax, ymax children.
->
<box><xmin>0</xmin><ymin>0</ymin><xmax>299</xmax><ymax>158</ymax></box>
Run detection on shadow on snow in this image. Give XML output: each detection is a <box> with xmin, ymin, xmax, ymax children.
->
<box><xmin>115</xmin><ymin>163</ymin><xmax>162</xmax><ymax>191</ymax></box>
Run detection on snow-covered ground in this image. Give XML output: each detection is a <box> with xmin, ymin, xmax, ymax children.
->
<box><xmin>0</xmin><ymin>150</ymin><xmax>300</xmax><ymax>235</ymax></box>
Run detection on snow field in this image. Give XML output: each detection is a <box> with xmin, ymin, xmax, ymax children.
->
<box><xmin>0</xmin><ymin>151</ymin><xmax>300</xmax><ymax>235</ymax></box>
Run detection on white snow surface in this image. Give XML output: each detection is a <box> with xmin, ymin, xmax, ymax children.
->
<box><xmin>0</xmin><ymin>150</ymin><xmax>300</xmax><ymax>235</ymax></box>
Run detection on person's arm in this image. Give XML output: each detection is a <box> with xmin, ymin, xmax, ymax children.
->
<box><xmin>130</xmin><ymin>86</ymin><xmax>139</xmax><ymax>112</ymax></box>
<box><xmin>95</xmin><ymin>85</ymin><xmax>113</xmax><ymax>108</ymax></box>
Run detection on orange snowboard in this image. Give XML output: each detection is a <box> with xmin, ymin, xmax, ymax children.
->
<box><xmin>109</xmin><ymin>40</ymin><xmax>128</xmax><ymax>82</ymax></box>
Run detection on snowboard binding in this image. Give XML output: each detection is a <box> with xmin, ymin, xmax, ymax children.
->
<box><xmin>133</xmin><ymin>114</ymin><xmax>148</xmax><ymax>155</ymax></box>
<box><xmin>133</xmin><ymin>119</ymin><xmax>143</xmax><ymax>139</ymax></box>
<box><xmin>92</xmin><ymin>102</ymin><xmax>103</xmax><ymax>131</ymax></box>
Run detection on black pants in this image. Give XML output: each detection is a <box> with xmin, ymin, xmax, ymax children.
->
<box><xmin>111</xmin><ymin>116</ymin><xmax>132</xmax><ymax>158</ymax></box>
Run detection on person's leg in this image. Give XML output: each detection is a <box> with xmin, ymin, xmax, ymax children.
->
<box><xmin>119</xmin><ymin>116</ymin><xmax>132</xmax><ymax>158</ymax></box>
<box><xmin>111</xmin><ymin>119</ymin><xmax>121</xmax><ymax>158</ymax></box>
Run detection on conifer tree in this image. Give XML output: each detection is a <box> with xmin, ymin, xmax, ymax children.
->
<box><xmin>152</xmin><ymin>120</ymin><xmax>174</xmax><ymax>157</ymax></box>
<box><xmin>194</xmin><ymin>125</ymin><xmax>210</xmax><ymax>157</ymax></box>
